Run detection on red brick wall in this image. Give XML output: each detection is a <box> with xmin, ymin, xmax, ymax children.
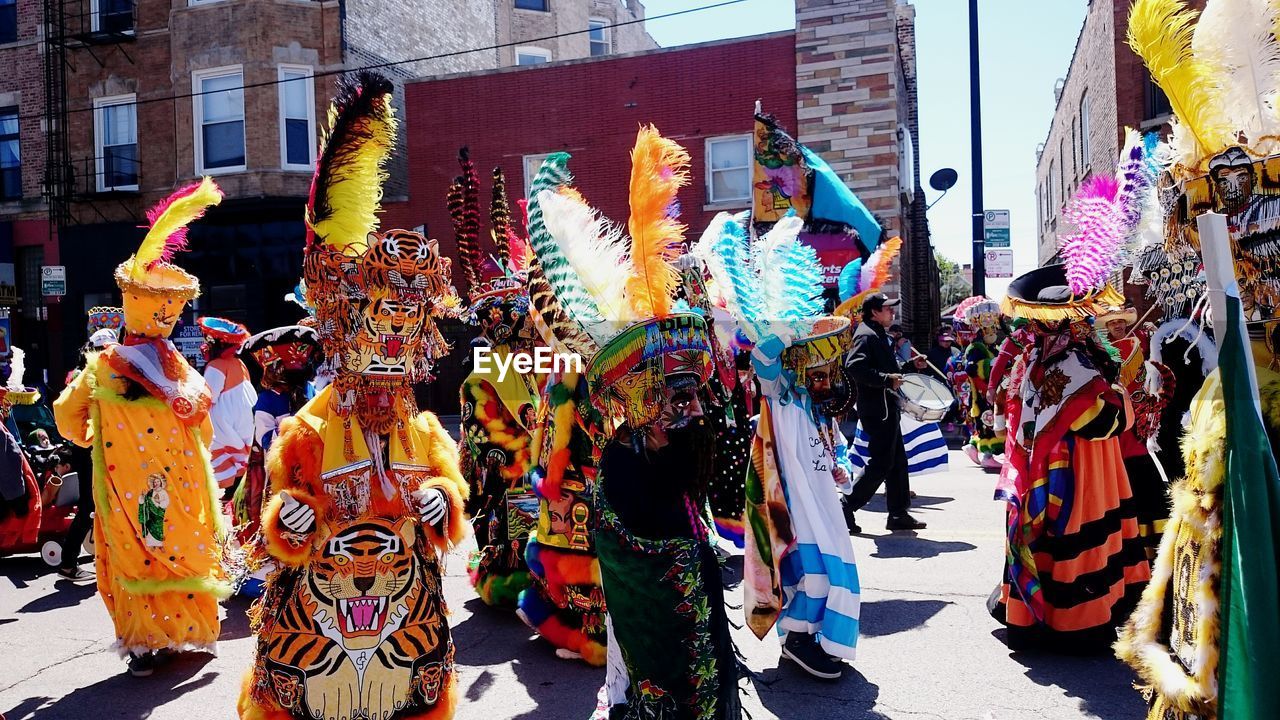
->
<box><xmin>387</xmin><ymin>32</ymin><xmax>798</xmax><ymax>296</ymax></box>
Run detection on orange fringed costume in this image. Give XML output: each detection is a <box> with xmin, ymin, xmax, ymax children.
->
<box><xmin>52</xmin><ymin>177</ymin><xmax>230</xmax><ymax>658</ymax></box>
<box><xmin>239</xmin><ymin>72</ymin><xmax>469</xmax><ymax>720</ymax></box>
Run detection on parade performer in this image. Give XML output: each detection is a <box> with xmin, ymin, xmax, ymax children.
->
<box><xmin>1099</xmin><ymin>308</ymin><xmax>1175</xmax><ymax>560</ymax></box>
<box><xmin>694</xmin><ymin>211</ymin><xmax>861</xmax><ymax>681</ymax></box>
<box><xmin>53</xmin><ymin>177</ymin><xmax>230</xmax><ymax>677</ymax></box>
<box><xmin>954</xmin><ymin>296</ymin><xmax>1005</xmax><ymax>469</ymax></box>
<box><xmin>994</xmin><ymin>261</ymin><xmax>1150</xmax><ymax>652</ymax></box>
<box><xmin>1117</xmin><ymin>2</ymin><xmax>1280</xmax><ymax>716</ymax></box>
<box><xmin>510</xmin><ymin>158</ymin><xmax>612</xmax><ymax>668</ymax></box>
<box><xmin>448</xmin><ymin>149</ymin><xmax>541</xmax><ymax>609</ymax></box>
<box><xmin>835</xmin><ymin>239</ymin><xmax>949</xmax><ymax>499</ymax></box>
<box><xmin>239</xmin><ymin>72</ymin><xmax>468</xmax><ymax>720</ymax></box>
<box><xmin>199</xmin><ymin>316</ymin><xmax>256</xmax><ymax>489</ymax></box>
<box><xmin>233</xmin><ymin>324</ymin><xmax>319</xmax><ymax>542</ymax></box>
<box><xmin>531</xmin><ymin>130</ymin><xmax>740</xmax><ymax>717</ymax></box>
<box><xmin>0</xmin><ymin>352</ymin><xmax>42</xmax><ymax>551</ymax></box>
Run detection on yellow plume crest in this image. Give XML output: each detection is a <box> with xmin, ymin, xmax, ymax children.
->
<box><xmin>307</xmin><ymin>72</ymin><xmax>397</xmax><ymax>251</ymax></box>
<box><xmin>132</xmin><ymin>176</ymin><xmax>223</xmax><ymax>278</ymax></box>
<box><xmin>625</xmin><ymin>125</ymin><xmax>690</xmax><ymax>319</ymax></box>
<box><xmin>1127</xmin><ymin>0</ymin><xmax>1232</xmax><ymax>165</ymax></box>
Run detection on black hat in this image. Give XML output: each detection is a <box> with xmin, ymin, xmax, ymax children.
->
<box><xmin>861</xmin><ymin>293</ymin><xmax>900</xmax><ymax>314</ymax></box>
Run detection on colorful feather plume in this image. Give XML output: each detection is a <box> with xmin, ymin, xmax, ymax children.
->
<box><xmin>538</xmin><ymin>187</ymin><xmax>629</xmax><ymax>335</ymax></box>
<box><xmin>837</xmin><ymin>259</ymin><xmax>863</xmax><ymax>302</ymax></box>
<box><xmin>754</xmin><ymin>215</ymin><xmax>823</xmax><ymax>321</ymax></box>
<box><xmin>692</xmin><ymin>211</ymin><xmax>760</xmax><ymax>322</ymax></box>
<box><xmin>1060</xmin><ymin>175</ymin><xmax>1126</xmax><ymax>296</ymax></box>
<box><xmin>307</xmin><ymin>72</ymin><xmax>396</xmax><ymax>250</ymax></box>
<box><xmin>135</xmin><ymin>177</ymin><xmax>223</xmax><ymax>274</ymax></box>
<box><xmin>1128</xmin><ymin>0</ymin><xmax>1232</xmax><ymax>164</ymax></box>
<box><xmin>525</xmin><ymin>153</ymin><xmax>605</xmax><ymax>326</ymax></box>
<box><xmin>526</xmin><ymin>260</ymin><xmax>598</xmax><ymax>356</ymax></box>
<box><xmin>6</xmin><ymin>347</ymin><xmax>25</xmax><ymax>391</ymax></box>
<box><xmin>953</xmin><ymin>296</ymin><xmax>987</xmax><ymax>324</ymax></box>
<box><xmin>491</xmin><ymin>166</ymin><xmax>513</xmax><ymax>268</ymax></box>
<box><xmin>625</xmin><ymin>125</ymin><xmax>690</xmax><ymax>319</ymax></box>
<box><xmin>447</xmin><ymin>148</ymin><xmax>484</xmax><ymax>292</ymax></box>
<box><xmin>1191</xmin><ymin>0</ymin><xmax>1280</xmax><ymax>140</ymax></box>
<box><xmin>860</xmin><ymin>236</ymin><xmax>902</xmax><ymax>296</ymax></box>
<box><xmin>507</xmin><ymin>198</ymin><xmax>534</xmax><ymax>273</ymax></box>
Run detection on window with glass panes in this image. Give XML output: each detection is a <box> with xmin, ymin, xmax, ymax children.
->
<box><xmin>589</xmin><ymin>18</ymin><xmax>610</xmax><ymax>56</ymax></box>
<box><xmin>0</xmin><ymin>107</ymin><xmax>18</xmax><ymax>200</ymax></box>
<box><xmin>93</xmin><ymin>0</ymin><xmax>133</xmax><ymax>33</ymax></box>
<box><xmin>516</xmin><ymin>47</ymin><xmax>550</xmax><ymax>65</ymax></box>
<box><xmin>706</xmin><ymin>135</ymin><xmax>750</xmax><ymax>204</ymax></box>
<box><xmin>522</xmin><ymin>153</ymin><xmax>551</xmax><ymax>198</ymax></box>
<box><xmin>0</xmin><ymin>0</ymin><xmax>16</xmax><ymax>44</ymax></box>
<box><xmin>514</xmin><ymin>0</ymin><xmax>547</xmax><ymax>10</ymax></box>
<box><xmin>96</xmin><ymin>96</ymin><xmax>138</xmax><ymax>190</ymax></box>
<box><xmin>278</xmin><ymin>66</ymin><xmax>314</xmax><ymax>169</ymax></box>
<box><xmin>195</xmin><ymin>68</ymin><xmax>245</xmax><ymax>172</ymax></box>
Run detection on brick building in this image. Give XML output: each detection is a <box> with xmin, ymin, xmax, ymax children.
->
<box><xmin>498</xmin><ymin>0</ymin><xmax>656</xmax><ymax>67</ymax></box>
<box><xmin>1034</xmin><ymin>0</ymin><xmax>1201</xmax><ymax>263</ymax></box>
<box><xmin>387</xmin><ymin>0</ymin><xmax>940</xmax><ymax>411</ymax></box>
<box><xmin>0</xmin><ymin>0</ymin><xmax>651</xmax><ymax>381</ymax></box>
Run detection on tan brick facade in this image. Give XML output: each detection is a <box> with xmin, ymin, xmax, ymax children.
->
<box><xmin>497</xmin><ymin>0</ymin><xmax>656</xmax><ymax>67</ymax></box>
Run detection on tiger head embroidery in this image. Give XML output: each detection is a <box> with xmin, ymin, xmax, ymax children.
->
<box><xmin>308</xmin><ymin>517</ymin><xmax>418</xmax><ymax>651</ymax></box>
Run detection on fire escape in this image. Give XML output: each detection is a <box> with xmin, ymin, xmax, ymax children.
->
<box><xmin>42</xmin><ymin>0</ymin><xmax>139</xmax><ymax>236</ymax></box>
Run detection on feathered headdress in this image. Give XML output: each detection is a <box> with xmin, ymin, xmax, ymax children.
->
<box><xmin>114</xmin><ymin>177</ymin><xmax>222</xmax><ymax>300</ymax></box>
<box><xmin>830</xmin><ymin>236</ymin><xmax>902</xmax><ymax>323</ymax></box>
<box><xmin>529</xmin><ymin>126</ymin><xmax>713</xmax><ymax>431</ymax></box>
<box><xmin>3</xmin><ymin>347</ymin><xmax>38</xmax><ymax>406</ymax></box>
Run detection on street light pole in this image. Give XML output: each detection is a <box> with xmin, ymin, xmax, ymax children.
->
<box><xmin>969</xmin><ymin>0</ymin><xmax>986</xmax><ymax>297</ymax></box>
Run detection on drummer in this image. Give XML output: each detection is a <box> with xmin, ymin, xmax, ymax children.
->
<box><xmin>845</xmin><ymin>293</ymin><xmax>927</xmax><ymax>532</ymax></box>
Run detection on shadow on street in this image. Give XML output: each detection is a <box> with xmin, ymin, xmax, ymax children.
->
<box><xmin>859</xmin><ymin>598</ymin><xmax>951</xmax><ymax>638</ymax></box>
<box><xmin>750</xmin><ymin>664</ymin><xmax>888</xmax><ymax>719</ymax></box>
<box><xmin>9</xmin><ymin>653</ymin><xmax>217</xmax><ymax>720</ymax></box>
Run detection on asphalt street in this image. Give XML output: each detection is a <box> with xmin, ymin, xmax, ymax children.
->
<box><xmin>0</xmin><ymin>449</ymin><xmax>1149</xmax><ymax>720</ymax></box>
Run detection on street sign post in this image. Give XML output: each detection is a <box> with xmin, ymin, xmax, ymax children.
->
<box><xmin>41</xmin><ymin>266</ymin><xmax>67</xmax><ymax>297</ymax></box>
<box><xmin>983</xmin><ymin>209</ymin><xmax>1010</xmax><ymax>248</ymax></box>
<box><xmin>985</xmin><ymin>248</ymin><xmax>1013</xmax><ymax>278</ymax></box>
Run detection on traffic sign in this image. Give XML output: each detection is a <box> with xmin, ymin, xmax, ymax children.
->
<box><xmin>41</xmin><ymin>266</ymin><xmax>66</xmax><ymax>296</ymax></box>
<box><xmin>985</xmin><ymin>248</ymin><xmax>1013</xmax><ymax>278</ymax></box>
<box><xmin>983</xmin><ymin>209</ymin><xmax>1010</xmax><ymax>248</ymax></box>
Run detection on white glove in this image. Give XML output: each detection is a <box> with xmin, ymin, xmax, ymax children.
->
<box><xmin>278</xmin><ymin>491</ymin><xmax>316</xmax><ymax>534</ymax></box>
<box><xmin>413</xmin><ymin>487</ymin><xmax>449</xmax><ymax>527</ymax></box>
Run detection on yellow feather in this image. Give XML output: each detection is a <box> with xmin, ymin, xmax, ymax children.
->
<box><xmin>133</xmin><ymin>176</ymin><xmax>223</xmax><ymax>277</ymax></box>
<box><xmin>1128</xmin><ymin>0</ymin><xmax>1233</xmax><ymax>164</ymax></box>
<box><xmin>309</xmin><ymin>79</ymin><xmax>397</xmax><ymax>250</ymax></box>
<box><xmin>625</xmin><ymin>125</ymin><xmax>689</xmax><ymax>319</ymax></box>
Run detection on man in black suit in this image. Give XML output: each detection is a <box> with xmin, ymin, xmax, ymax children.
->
<box><xmin>844</xmin><ymin>293</ymin><xmax>926</xmax><ymax>532</ymax></box>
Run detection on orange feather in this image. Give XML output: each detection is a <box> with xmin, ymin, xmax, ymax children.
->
<box><xmin>625</xmin><ymin>125</ymin><xmax>690</xmax><ymax>319</ymax></box>
<box><xmin>869</xmin><ymin>236</ymin><xmax>902</xmax><ymax>290</ymax></box>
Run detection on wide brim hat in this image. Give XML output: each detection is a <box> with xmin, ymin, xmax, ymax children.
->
<box><xmin>1096</xmin><ymin>305</ymin><xmax>1138</xmax><ymax>327</ymax></box>
<box><xmin>241</xmin><ymin>325</ymin><xmax>319</xmax><ymax>355</ymax></box>
<box><xmin>197</xmin><ymin>316</ymin><xmax>251</xmax><ymax>345</ymax></box>
<box><xmin>115</xmin><ymin>259</ymin><xmax>200</xmax><ymax>302</ymax></box>
<box><xmin>1002</xmin><ymin>263</ymin><xmax>1123</xmax><ymax>322</ymax></box>
<box><xmin>584</xmin><ymin>312</ymin><xmax>713</xmax><ymax>429</ymax></box>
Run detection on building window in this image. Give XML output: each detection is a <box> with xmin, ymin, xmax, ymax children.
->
<box><xmin>91</xmin><ymin>0</ymin><xmax>133</xmax><ymax>33</ymax></box>
<box><xmin>523</xmin><ymin>153</ymin><xmax>552</xmax><ymax>199</ymax></box>
<box><xmin>1059</xmin><ymin>139</ymin><xmax>1066</xmax><ymax>199</ymax></box>
<box><xmin>514</xmin><ymin>0</ymin><xmax>547</xmax><ymax>10</ymax></box>
<box><xmin>278</xmin><ymin>65</ymin><xmax>315</xmax><ymax>170</ymax></box>
<box><xmin>705</xmin><ymin>135</ymin><xmax>751</xmax><ymax>205</ymax></box>
<box><xmin>1047</xmin><ymin>159</ymin><xmax>1055</xmax><ymax>216</ymax></box>
<box><xmin>94</xmin><ymin>95</ymin><xmax>138</xmax><ymax>191</ymax></box>
<box><xmin>516</xmin><ymin>47</ymin><xmax>551</xmax><ymax>65</ymax></box>
<box><xmin>589</xmin><ymin>18</ymin><xmax>610</xmax><ymax>56</ymax></box>
<box><xmin>0</xmin><ymin>107</ymin><xmax>18</xmax><ymax>200</ymax></box>
<box><xmin>0</xmin><ymin>0</ymin><xmax>15</xmax><ymax>43</ymax></box>
<box><xmin>1144</xmin><ymin>75</ymin><xmax>1172</xmax><ymax>122</ymax></box>
<box><xmin>1079</xmin><ymin>91</ymin><xmax>1090</xmax><ymax>168</ymax></box>
<box><xmin>1070</xmin><ymin>118</ymin><xmax>1077</xmax><ymax>175</ymax></box>
<box><xmin>193</xmin><ymin>66</ymin><xmax>245</xmax><ymax>173</ymax></box>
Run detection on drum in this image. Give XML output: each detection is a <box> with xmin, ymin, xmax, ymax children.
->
<box><xmin>896</xmin><ymin>373</ymin><xmax>954</xmax><ymax>422</ymax></box>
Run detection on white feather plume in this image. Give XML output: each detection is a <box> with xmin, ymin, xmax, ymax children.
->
<box><xmin>1192</xmin><ymin>0</ymin><xmax>1280</xmax><ymax>139</ymax></box>
<box><xmin>536</xmin><ymin>189</ymin><xmax>630</xmax><ymax>339</ymax></box>
<box><xmin>6</xmin><ymin>347</ymin><xmax>25</xmax><ymax>391</ymax></box>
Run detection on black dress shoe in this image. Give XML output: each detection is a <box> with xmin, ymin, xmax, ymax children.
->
<box><xmin>886</xmin><ymin>514</ymin><xmax>927</xmax><ymax>530</ymax></box>
<box><xmin>841</xmin><ymin>504</ymin><xmax>861</xmax><ymax>534</ymax></box>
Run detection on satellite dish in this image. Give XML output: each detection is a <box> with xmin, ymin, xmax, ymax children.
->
<box><xmin>929</xmin><ymin>168</ymin><xmax>958</xmax><ymax>192</ymax></box>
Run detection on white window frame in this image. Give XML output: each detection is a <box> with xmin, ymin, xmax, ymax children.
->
<box><xmin>93</xmin><ymin>93</ymin><xmax>138</xmax><ymax>192</ymax></box>
<box><xmin>588</xmin><ymin>17</ymin><xmax>611</xmax><ymax>56</ymax></box>
<box><xmin>515</xmin><ymin>46</ymin><xmax>552</xmax><ymax>66</ymax></box>
<box><xmin>89</xmin><ymin>0</ymin><xmax>133</xmax><ymax>33</ymax></box>
<box><xmin>192</xmin><ymin>65</ymin><xmax>246</xmax><ymax>175</ymax></box>
<box><xmin>704</xmin><ymin>134</ymin><xmax>752</xmax><ymax>206</ymax></box>
<box><xmin>1079</xmin><ymin>91</ymin><xmax>1091</xmax><ymax>170</ymax></box>
<box><xmin>277</xmin><ymin>64</ymin><xmax>316</xmax><ymax>172</ymax></box>
<box><xmin>522</xmin><ymin>153</ymin><xmax>552</xmax><ymax>199</ymax></box>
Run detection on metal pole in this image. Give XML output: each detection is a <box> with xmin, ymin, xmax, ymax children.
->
<box><xmin>969</xmin><ymin>0</ymin><xmax>986</xmax><ymax>296</ymax></box>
